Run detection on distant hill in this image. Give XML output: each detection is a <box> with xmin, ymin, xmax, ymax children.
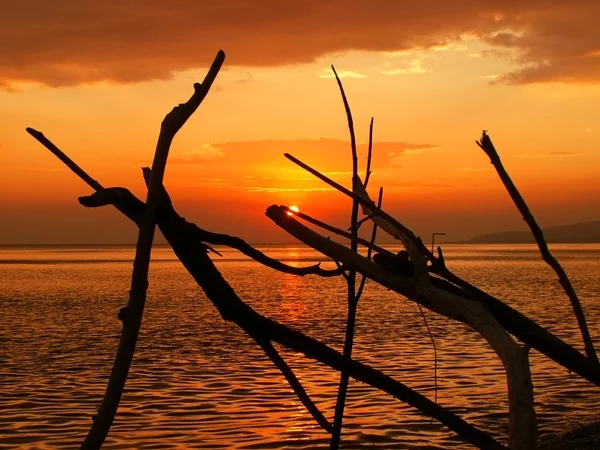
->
<box><xmin>468</xmin><ymin>221</ymin><xmax>600</xmax><ymax>243</ymax></box>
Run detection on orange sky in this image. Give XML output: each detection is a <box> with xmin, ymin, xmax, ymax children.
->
<box><xmin>1</xmin><ymin>1</ymin><xmax>599</xmax><ymax>244</ymax></box>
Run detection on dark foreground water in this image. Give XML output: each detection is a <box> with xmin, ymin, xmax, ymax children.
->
<box><xmin>1</xmin><ymin>244</ymin><xmax>600</xmax><ymax>449</ymax></box>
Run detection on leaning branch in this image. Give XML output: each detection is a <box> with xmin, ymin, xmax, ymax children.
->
<box><xmin>330</xmin><ymin>65</ymin><xmax>361</xmax><ymax>450</ymax></box>
<box><xmin>266</xmin><ymin>205</ymin><xmax>536</xmax><ymax>449</ymax></box>
<box><xmin>477</xmin><ymin>131</ymin><xmax>598</xmax><ymax>363</ymax></box>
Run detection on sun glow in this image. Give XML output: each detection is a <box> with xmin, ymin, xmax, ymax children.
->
<box><xmin>287</xmin><ymin>205</ymin><xmax>300</xmax><ymax>216</ymax></box>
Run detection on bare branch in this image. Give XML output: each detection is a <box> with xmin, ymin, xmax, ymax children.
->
<box><xmin>330</xmin><ymin>66</ymin><xmax>361</xmax><ymax>450</ymax></box>
<box><xmin>416</xmin><ymin>303</ymin><xmax>438</xmax><ymax>413</ymax></box>
<box><xmin>477</xmin><ymin>131</ymin><xmax>598</xmax><ymax>363</ymax></box>
<box><xmin>80</xmin><ymin>188</ymin><xmax>506</xmax><ymax>450</ymax></box>
<box><xmin>356</xmin><ymin>187</ymin><xmax>383</xmax><ymax>301</ymax></box>
<box><xmin>267</xmin><ymin>205</ymin><xmax>537</xmax><ymax>448</ymax></box>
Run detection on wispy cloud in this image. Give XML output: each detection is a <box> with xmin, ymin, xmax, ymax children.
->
<box><xmin>518</xmin><ymin>151</ymin><xmax>582</xmax><ymax>159</ymax></box>
<box><xmin>319</xmin><ymin>69</ymin><xmax>366</xmax><ymax>79</ymax></box>
<box><xmin>381</xmin><ymin>59</ymin><xmax>429</xmax><ymax>76</ymax></box>
<box><xmin>451</xmin><ymin>167</ymin><xmax>493</xmax><ymax>172</ymax></box>
<box><xmin>171</xmin><ymin>144</ymin><xmax>226</xmax><ymax>163</ymax></box>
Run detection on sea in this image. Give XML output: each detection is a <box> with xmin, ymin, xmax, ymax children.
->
<box><xmin>1</xmin><ymin>243</ymin><xmax>600</xmax><ymax>449</ymax></box>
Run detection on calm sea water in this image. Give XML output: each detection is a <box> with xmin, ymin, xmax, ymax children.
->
<box><xmin>1</xmin><ymin>243</ymin><xmax>600</xmax><ymax>449</ymax></box>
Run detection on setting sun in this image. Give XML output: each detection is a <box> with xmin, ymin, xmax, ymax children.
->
<box><xmin>287</xmin><ymin>205</ymin><xmax>300</xmax><ymax>216</ymax></box>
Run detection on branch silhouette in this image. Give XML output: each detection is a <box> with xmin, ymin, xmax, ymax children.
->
<box><xmin>477</xmin><ymin>131</ymin><xmax>598</xmax><ymax>364</ymax></box>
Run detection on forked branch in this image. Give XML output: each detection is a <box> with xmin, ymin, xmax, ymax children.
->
<box><xmin>63</xmin><ymin>50</ymin><xmax>224</xmax><ymax>450</ymax></box>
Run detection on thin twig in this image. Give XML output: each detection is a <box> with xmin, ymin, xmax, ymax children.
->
<box><xmin>363</xmin><ymin>117</ymin><xmax>374</xmax><ymax>188</ymax></box>
<box><xmin>280</xmin><ymin>206</ymin><xmax>390</xmax><ymax>255</ymax></box>
<box><xmin>416</xmin><ymin>304</ymin><xmax>438</xmax><ymax>417</ymax></box>
<box><xmin>356</xmin><ymin>187</ymin><xmax>383</xmax><ymax>300</ymax></box>
<box><xmin>354</xmin><ymin>211</ymin><xmax>377</xmax><ymax>230</ymax></box>
<box><xmin>254</xmin><ymin>337</ymin><xmax>333</xmax><ymax>433</ymax></box>
<box><xmin>330</xmin><ymin>65</ymin><xmax>361</xmax><ymax>450</ymax></box>
<box><xmin>476</xmin><ymin>131</ymin><xmax>598</xmax><ymax>363</ymax></box>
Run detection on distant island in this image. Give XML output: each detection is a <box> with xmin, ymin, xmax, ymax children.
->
<box><xmin>468</xmin><ymin>220</ymin><xmax>600</xmax><ymax>243</ymax></box>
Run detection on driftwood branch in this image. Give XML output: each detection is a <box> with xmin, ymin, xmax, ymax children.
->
<box><xmin>25</xmin><ymin>59</ymin><xmax>596</xmax><ymax>448</ymax></box>
<box><xmin>80</xmin><ymin>186</ymin><xmax>505</xmax><ymax>449</ymax></box>
<box><xmin>28</xmin><ymin>124</ymin><xmax>506</xmax><ymax>449</ymax></box>
<box><xmin>477</xmin><ymin>131</ymin><xmax>598</xmax><ymax>363</ymax></box>
<box><xmin>267</xmin><ymin>205</ymin><xmax>537</xmax><ymax>449</ymax></box>
<box><xmin>192</xmin><ymin>230</ymin><xmax>343</xmax><ymax>277</ymax></box>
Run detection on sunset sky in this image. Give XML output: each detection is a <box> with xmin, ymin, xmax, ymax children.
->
<box><xmin>1</xmin><ymin>1</ymin><xmax>599</xmax><ymax>244</ymax></box>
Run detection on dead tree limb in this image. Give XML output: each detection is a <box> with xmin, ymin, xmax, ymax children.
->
<box><xmin>476</xmin><ymin>131</ymin><xmax>598</xmax><ymax>364</ymax></box>
<box><xmin>75</xmin><ymin>50</ymin><xmax>226</xmax><ymax>450</ymax></box>
<box><xmin>79</xmin><ymin>187</ymin><xmax>505</xmax><ymax>450</ymax></box>
<box><xmin>267</xmin><ymin>206</ymin><xmax>537</xmax><ymax>449</ymax></box>
<box><xmin>27</xmin><ymin>130</ymin><xmax>506</xmax><ymax>448</ymax></box>
<box><xmin>166</xmin><ymin>225</ymin><xmax>342</xmax><ymax>277</ymax></box>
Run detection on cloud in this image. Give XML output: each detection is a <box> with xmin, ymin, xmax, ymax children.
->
<box><xmin>518</xmin><ymin>151</ymin><xmax>582</xmax><ymax>159</ymax></box>
<box><xmin>173</xmin><ymin>144</ymin><xmax>225</xmax><ymax>163</ymax></box>
<box><xmin>547</xmin><ymin>151</ymin><xmax>581</xmax><ymax>156</ymax></box>
<box><xmin>170</xmin><ymin>137</ymin><xmax>438</xmax><ymax>169</ymax></box>
<box><xmin>451</xmin><ymin>167</ymin><xmax>493</xmax><ymax>172</ymax></box>
<box><xmin>381</xmin><ymin>59</ymin><xmax>429</xmax><ymax>76</ymax></box>
<box><xmin>2</xmin><ymin>1</ymin><xmax>599</xmax><ymax>88</ymax></box>
<box><xmin>167</xmin><ymin>138</ymin><xmax>439</xmax><ymax>192</ymax></box>
<box><xmin>319</xmin><ymin>69</ymin><xmax>366</xmax><ymax>79</ymax></box>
